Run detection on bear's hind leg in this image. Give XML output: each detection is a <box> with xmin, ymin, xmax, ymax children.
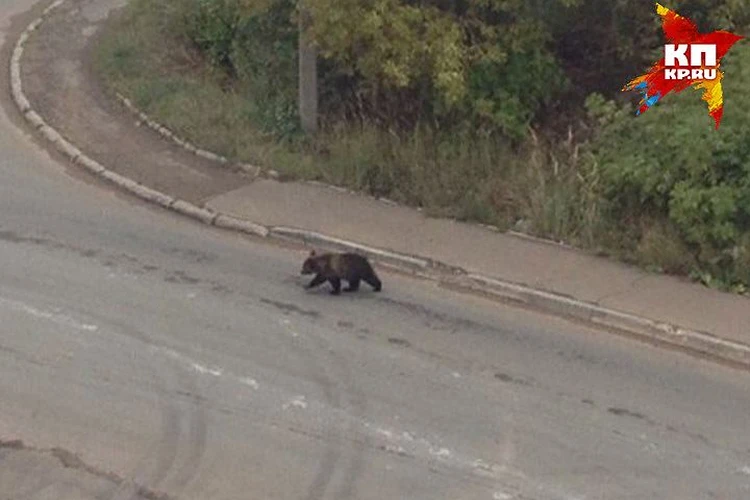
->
<box><xmin>344</xmin><ymin>277</ymin><xmax>360</xmax><ymax>292</ymax></box>
<box><xmin>328</xmin><ymin>277</ymin><xmax>342</xmax><ymax>295</ymax></box>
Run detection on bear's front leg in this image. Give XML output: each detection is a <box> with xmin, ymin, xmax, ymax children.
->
<box><xmin>306</xmin><ymin>274</ymin><xmax>327</xmax><ymax>289</ymax></box>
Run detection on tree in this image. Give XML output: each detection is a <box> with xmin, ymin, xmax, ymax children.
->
<box><xmin>300</xmin><ymin>0</ymin><xmax>578</xmax><ymax>138</ymax></box>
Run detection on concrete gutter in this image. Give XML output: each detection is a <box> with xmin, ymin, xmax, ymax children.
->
<box><xmin>11</xmin><ymin>0</ymin><xmax>750</xmax><ymax>370</ymax></box>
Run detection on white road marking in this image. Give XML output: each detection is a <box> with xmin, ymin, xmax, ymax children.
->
<box><xmin>191</xmin><ymin>363</ymin><xmax>223</xmax><ymax>377</ymax></box>
<box><xmin>159</xmin><ymin>347</ymin><xmax>223</xmax><ymax>377</ymax></box>
<box><xmin>362</xmin><ymin>420</ymin><xmax>524</xmax><ymax>482</ymax></box>
<box><xmin>430</xmin><ymin>447</ymin><xmax>452</xmax><ymax>458</ymax></box>
<box><xmin>0</xmin><ymin>296</ymin><xmax>98</xmax><ymax>332</ymax></box>
<box><xmin>241</xmin><ymin>377</ymin><xmax>260</xmax><ymax>390</ymax></box>
<box><xmin>151</xmin><ymin>346</ymin><xmax>260</xmax><ymax>389</ymax></box>
<box><xmin>283</xmin><ymin>396</ymin><xmax>308</xmax><ymax>410</ymax></box>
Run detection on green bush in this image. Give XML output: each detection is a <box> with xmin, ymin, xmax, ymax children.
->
<box><xmin>585</xmin><ymin>41</ymin><xmax>750</xmax><ymax>287</ymax></box>
<box><xmin>175</xmin><ymin>0</ymin><xmax>245</xmax><ymax>72</ymax></box>
<box><xmin>169</xmin><ymin>0</ymin><xmax>300</xmax><ymax>138</ymax></box>
<box><xmin>467</xmin><ymin>49</ymin><xmax>569</xmax><ymax>141</ymax></box>
<box><xmin>230</xmin><ymin>0</ymin><xmax>301</xmax><ymax>139</ymax></box>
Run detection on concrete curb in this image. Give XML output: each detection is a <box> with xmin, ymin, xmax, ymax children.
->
<box><xmin>453</xmin><ymin>274</ymin><xmax>750</xmax><ymax>367</ymax></box>
<box><xmin>214</xmin><ymin>214</ymin><xmax>269</xmax><ymax>238</ymax></box>
<box><xmin>10</xmin><ymin>0</ymin><xmax>750</xmax><ymax>370</ymax></box>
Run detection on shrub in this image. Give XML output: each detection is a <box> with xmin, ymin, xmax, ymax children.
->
<box><xmin>584</xmin><ymin>41</ymin><xmax>750</xmax><ymax>285</ymax></box>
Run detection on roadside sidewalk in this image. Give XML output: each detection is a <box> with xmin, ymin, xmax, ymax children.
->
<box><xmin>10</xmin><ymin>0</ymin><xmax>750</xmax><ymax>366</ymax></box>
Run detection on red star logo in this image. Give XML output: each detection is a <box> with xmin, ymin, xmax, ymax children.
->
<box><xmin>622</xmin><ymin>3</ymin><xmax>743</xmax><ymax>129</ymax></box>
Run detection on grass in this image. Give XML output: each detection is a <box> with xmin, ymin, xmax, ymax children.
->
<box><xmin>92</xmin><ymin>0</ymin><xmax>743</xmax><ymax>293</ymax></box>
<box><xmin>94</xmin><ymin>3</ymin><xmax>280</xmax><ymax>169</ymax></box>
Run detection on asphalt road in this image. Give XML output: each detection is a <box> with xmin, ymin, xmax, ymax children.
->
<box><xmin>2</xmin><ymin>2</ymin><xmax>750</xmax><ymax>500</ymax></box>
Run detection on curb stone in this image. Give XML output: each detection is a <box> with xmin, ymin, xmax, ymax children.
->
<box><xmin>24</xmin><ymin>109</ymin><xmax>45</xmax><ymax>128</ymax></box>
<box><xmin>14</xmin><ymin>92</ymin><xmax>31</xmax><ymax>113</ymax></box>
<box><xmin>170</xmin><ymin>200</ymin><xmax>218</xmax><ymax>225</ymax></box>
<box><xmin>129</xmin><ymin>184</ymin><xmax>175</xmax><ymax>208</ymax></box>
<box><xmin>10</xmin><ymin>0</ymin><xmax>750</xmax><ymax>370</ymax></box>
<box><xmin>39</xmin><ymin>124</ymin><xmax>63</xmax><ymax>143</ymax></box>
<box><xmin>53</xmin><ymin>137</ymin><xmax>82</xmax><ymax>160</ymax></box>
<box><xmin>99</xmin><ymin>169</ymin><xmax>143</xmax><ymax>192</ymax></box>
<box><xmin>74</xmin><ymin>155</ymin><xmax>105</xmax><ymax>174</ymax></box>
<box><xmin>214</xmin><ymin>214</ymin><xmax>269</xmax><ymax>238</ymax></box>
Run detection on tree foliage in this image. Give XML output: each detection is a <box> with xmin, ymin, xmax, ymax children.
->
<box><xmin>174</xmin><ymin>0</ymin><xmax>749</xmax><ymax>139</ymax></box>
<box><xmin>301</xmin><ymin>0</ymin><xmax>579</xmax><ymax>138</ymax></box>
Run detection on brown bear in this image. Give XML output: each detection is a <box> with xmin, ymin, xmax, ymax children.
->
<box><xmin>300</xmin><ymin>250</ymin><xmax>382</xmax><ymax>295</ymax></box>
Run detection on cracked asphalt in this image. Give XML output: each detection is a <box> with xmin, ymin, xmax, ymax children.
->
<box><xmin>2</xmin><ymin>1</ymin><xmax>750</xmax><ymax>499</ymax></box>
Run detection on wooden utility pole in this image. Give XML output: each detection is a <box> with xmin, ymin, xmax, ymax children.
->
<box><xmin>298</xmin><ymin>4</ymin><xmax>318</xmax><ymax>134</ymax></box>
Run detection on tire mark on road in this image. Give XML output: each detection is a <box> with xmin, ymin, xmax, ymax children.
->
<box><xmin>303</xmin><ymin>326</ymin><xmax>370</xmax><ymax>500</ymax></box>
